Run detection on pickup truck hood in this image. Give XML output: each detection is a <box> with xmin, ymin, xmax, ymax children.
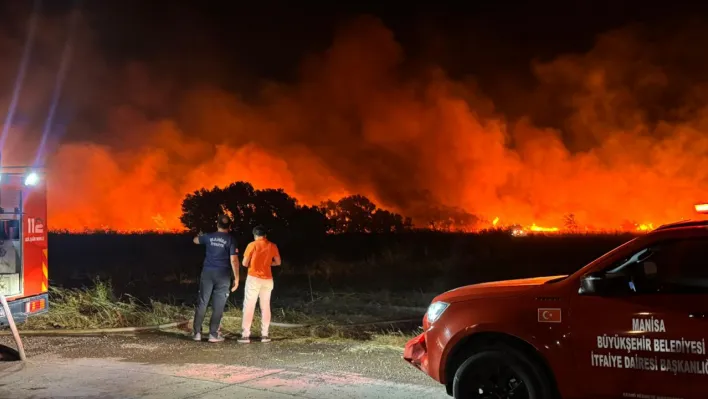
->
<box><xmin>435</xmin><ymin>275</ymin><xmax>567</xmax><ymax>303</ymax></box>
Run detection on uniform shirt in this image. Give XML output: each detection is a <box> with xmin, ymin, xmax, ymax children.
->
<box><xmin>198</xmin><ymin>232</ymin><xmax>238</xmax><ymax>269</ymax></box>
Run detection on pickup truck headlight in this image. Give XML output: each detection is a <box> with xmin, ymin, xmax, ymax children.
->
<box><xmin>426</xmin><ymin>301</ymin><xmax>449</xmax><ymax>324</ymax></box>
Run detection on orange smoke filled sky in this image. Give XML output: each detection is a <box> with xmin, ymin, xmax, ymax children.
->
<box><xmin>1</xmin><ymin>2</ymin><xmax>708</xmax><ymax>232</ymax></box>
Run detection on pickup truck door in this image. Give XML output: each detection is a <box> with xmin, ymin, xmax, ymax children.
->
<box><xmin>570</xmin><ymin>236</ymin><xmax>708</xmax><ymax>399</ymax></box>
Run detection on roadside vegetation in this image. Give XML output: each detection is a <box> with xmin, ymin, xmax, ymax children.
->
<box><xmin>22</xmin><ymin>281</ymin><xmax>187</xmax><ymax>330</ymax></box>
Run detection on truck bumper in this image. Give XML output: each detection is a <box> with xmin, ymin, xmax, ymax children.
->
<box><xmin>0</xmin><ymin>293</ymin><xmax>49</xmax><ymax>327</ymax></box>
<box><xmin>403</xmin><ymin>332</ymin><xmax>430</xmax><ymax>375</ymax></box>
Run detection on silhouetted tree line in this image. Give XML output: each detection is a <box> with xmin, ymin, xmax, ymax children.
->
<box><xmin>180</xmin><ymin>182</ymin><xmax>413</xmax><ymax>241</ymax></box>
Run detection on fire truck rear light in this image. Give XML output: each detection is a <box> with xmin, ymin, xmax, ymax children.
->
<box><xmin>695</xmin><ymin>204</ymin><xmax>708</xmax><ymax>214</ymax></box>
<box><xmin>26</xmin><ymin>298</ymin><xmax>45</xmax><ymax>313</ymax></box>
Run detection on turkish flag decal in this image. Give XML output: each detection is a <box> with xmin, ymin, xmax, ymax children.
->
<box><xmin>538</xmin><ymin>308</ymin><xmax>562</xmax><ymax>323</ymax></box>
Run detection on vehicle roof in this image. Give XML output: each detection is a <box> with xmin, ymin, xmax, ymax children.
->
<box><xmin>653</xmin><ymin>219</ymin><xmax>708</xmax><ymax>231</ymax></box>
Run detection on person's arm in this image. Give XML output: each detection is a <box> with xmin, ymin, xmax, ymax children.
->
<box><xmin>242</xmin><ymin>243</ymin><xmax>253</xmax><ymax>268</ymax></box>
<box><xmin>271</xmin><ymin>244</ymin><xmax>281</xmax><ymax>267</ymax></box>
<box><xmin>230</xmin><ymin>239</ymin><xmax>240</xmax><ymax>291</ymax></box>
<box><xmin>193</xmin><ymin>233</ymin><xmax>205</xmax><ymax>245</ymax></box>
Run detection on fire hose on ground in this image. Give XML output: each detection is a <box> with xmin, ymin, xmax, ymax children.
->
<box><xmin>0</xmin><ymin>317</ymin><xmax>424</xmax><ymax>336</ymax></box>
<box><xmin>0</xmin><ymin>312</ymin><xmax>426</xmax><ymax>339</ymax></box>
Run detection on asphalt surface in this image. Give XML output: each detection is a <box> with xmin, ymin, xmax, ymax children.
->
<box><xmin>0</xmin><ymin>333</ymin><xmax>448</xmax><ymax>398</ymax></box>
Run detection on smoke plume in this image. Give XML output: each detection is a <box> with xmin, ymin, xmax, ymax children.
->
<box><xmin>2</xmin><ymin>10</ymin><xmax>707</xmax><ymax>231</ymax></box>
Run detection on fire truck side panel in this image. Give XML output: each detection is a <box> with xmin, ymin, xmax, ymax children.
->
<box><xmin>0</xmin><ymin>174</ymin><xmax>48</xmax><ymax>327</ymax></box>
<box><xmin>21</xmin><ymin>184</ymin><xmax>48</xmax><ymax>298</ymax></box>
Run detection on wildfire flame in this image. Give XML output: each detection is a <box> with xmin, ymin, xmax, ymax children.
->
<box><xmin>529</xmin><ymin>224</ymin><xmax>560</xmax><ymax>233</ymax></box>
<box><xmin>488</xmin><ymin>218</ymin><xmax>662</xmax><ymax>236</ymax></box>
<box><xmin>636</xmin><ymin>223</ymin><xmax>655</xmax><ymax>232</ymax></box>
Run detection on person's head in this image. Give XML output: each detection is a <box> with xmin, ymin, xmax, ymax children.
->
<box><xmin>252</xmin><ymin>225</ymin><xmax>267</xmax><ymax>240</ymax></box>
<box><xmin>216</xmin><ymin>214</ymin><xmax>232</xmax><ymax>231</ymax></box>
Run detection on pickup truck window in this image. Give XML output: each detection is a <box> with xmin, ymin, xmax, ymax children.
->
<box><xmin>605</xmin><ymin>237</ymin><xmax>708</xmax><ymax>294</ymax></box>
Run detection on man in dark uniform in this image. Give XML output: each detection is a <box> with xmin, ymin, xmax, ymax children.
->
<box><xmin>192</xmin><ymin>214</ymin><xmax>239</xmax><ymax>342</ymax></box>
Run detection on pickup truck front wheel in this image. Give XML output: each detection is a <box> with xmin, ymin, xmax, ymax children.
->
<box><xmin>452</xmin><ymin>348</ymin><xmax>550</xmax><ymax>399</ymax></box>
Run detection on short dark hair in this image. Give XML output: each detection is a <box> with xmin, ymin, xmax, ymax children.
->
<box><xmin>252</xmin><ymin>225</ymin><xmax>267</xmax><ymax>237</ymax></box>
<box><xmin>217</xmin><ymin>215</ymin><xmax>232</xmax><ymax>229</ymax></box>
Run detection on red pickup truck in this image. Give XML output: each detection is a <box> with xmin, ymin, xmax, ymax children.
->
<box><xmin>404</xmin><ymin>215</ymin><xmax>708</xmax><ymax>399</ymax></box>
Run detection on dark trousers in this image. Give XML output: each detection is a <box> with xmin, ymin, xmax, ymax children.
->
<box><xmin>193</xmin><ymin>267</ymin><xmax>231</xmax><ymax>337</ymax></box>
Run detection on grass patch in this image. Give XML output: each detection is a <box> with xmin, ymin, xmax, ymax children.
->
<box><xmin>23</xmin><ymin>281</ymin><xmax>189</xmax><ymax>330</ymax></box>
<box><xmin>21</xmin><ymin>281</ymin><xmax>425</xmax><ymax>349</ymax></box>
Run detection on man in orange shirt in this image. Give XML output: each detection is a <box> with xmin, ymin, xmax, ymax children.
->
<box><xmin>238</xmin><ymin>225</ymin><xmax>281</xmax><ymax>343</ymax></box>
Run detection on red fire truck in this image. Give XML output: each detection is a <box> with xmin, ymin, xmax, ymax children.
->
<box><xmin>0</xmin><ymin>167</ymin><xmax>48</xmax><ymax>326</ymax></box>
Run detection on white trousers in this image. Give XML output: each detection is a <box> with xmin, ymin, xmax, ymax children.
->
<box><xmin>241</xmin><ymin>276</ymin><xmax>274</xmax><ymax>337</ymax></box>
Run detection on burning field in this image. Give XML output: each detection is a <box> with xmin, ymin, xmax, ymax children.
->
<box><xmin>2</xmin><ymin>8</ymin><xmax>708</xmax><ymax>233</ymax></box>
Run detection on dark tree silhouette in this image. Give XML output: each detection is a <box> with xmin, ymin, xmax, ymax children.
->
<box><xmin>427</xmin><ymin>208</ymin><xmax>479</xmax><ymax>232</ymax></box>
<box><xmin>252</xmin><ymin>188</ymin><xmax>299</xmax><ymax>230</ymax></box>
<box><xmin>221</xmin><ymin>182</ymin><xmax>257</xmax><ymax>229</ymax></box>
<box><xmin>372</xmin><ymin>209</ymin><xmax>412</xmax><ymax>233</ymax></box>
<box><xmin>180</xmin><ymin>186</ymin><xmax>227</xmax><ymax>233</ymax></box>
<box><xmin>564</xmin><ymin>213</ymin><xmax>579</xmax><ymax>232</ymax></box>
<box><xmin>322</xmin><ymin>195</ymin><xmax>375</xmax><ymax>233</ymax></box>
<box><xmin>182</xmin><ymin>183</ymin><xmax>412</xmax><ymax>238</ymax></box>
<box><xmin>321</xmin><ymin>195</ymin><xmax>411</xmax><ymax>233</ymax></box>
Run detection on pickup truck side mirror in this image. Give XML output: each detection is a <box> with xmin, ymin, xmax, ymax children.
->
<box><xmin>579</xmin><ymin>271</ymin><xmax>630</xmax><ymax>296</ymax></box>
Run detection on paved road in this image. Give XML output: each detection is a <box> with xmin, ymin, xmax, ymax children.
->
<box><xmin>0</xmin><ymin>334</ymin><xmax>448</xmax><ymax>399</ymax></box>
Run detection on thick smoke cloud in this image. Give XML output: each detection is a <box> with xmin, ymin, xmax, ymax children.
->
<box><xmin>2</xmin><ymin>11</ymin><xmax>707</xmax><ymax>231</ymax></box>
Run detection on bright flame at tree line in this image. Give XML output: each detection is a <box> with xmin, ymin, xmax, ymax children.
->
<box><xmin>47</xmin><ymin>213</ymin><xmax>693</xmax><ymax>235</ymax></box>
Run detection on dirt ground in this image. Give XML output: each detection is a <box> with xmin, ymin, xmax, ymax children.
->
<box><xmin>0</xmin><ymin>332</ymin><xmax>448</xmax><ymax>398</ymax></box>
